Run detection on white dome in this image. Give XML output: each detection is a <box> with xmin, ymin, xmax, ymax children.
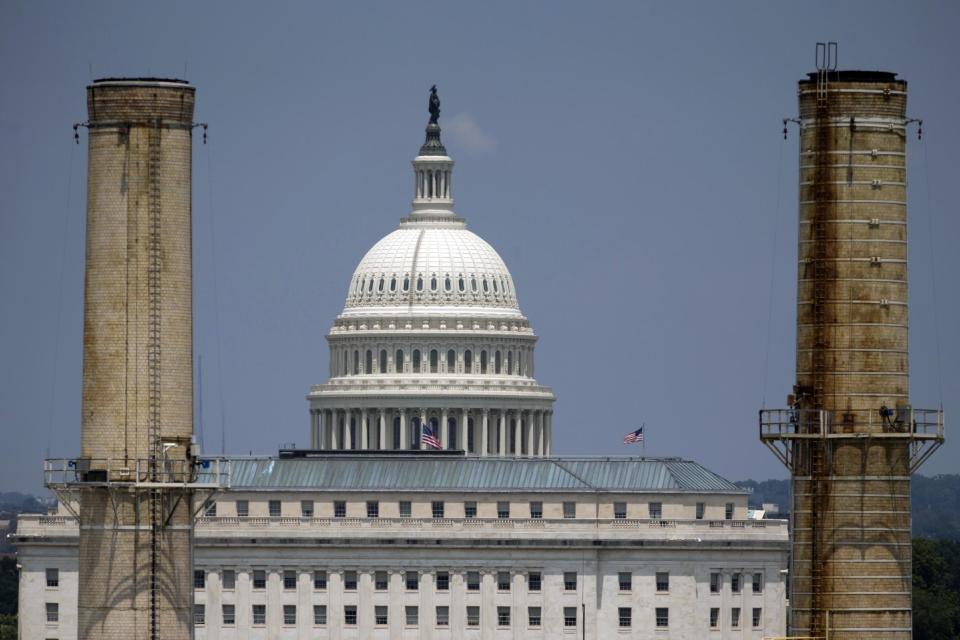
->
<box><xmin>343</xmin><ymin>224</ymin><xmax>520</xmax><ymax>315</ymax></box>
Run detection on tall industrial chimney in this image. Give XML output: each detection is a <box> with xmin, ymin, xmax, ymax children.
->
<box><xmin>77</xmin><ymin>78</ymin><xmax>197</xmax><ymax>639</ymax></box>
<box><xmin>761</xmin><ymin>46</ymin><xmax>944</xmax><ymax>640</ymax></box>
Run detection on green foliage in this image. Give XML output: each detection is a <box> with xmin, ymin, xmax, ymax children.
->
<box><xmin>913</xmin><ymin>538</ymin><xmax>960</xmax><ymax>640</ymax></box>
<box><xmin>0</xmin><ymin>559</ymin><xmax>16</xmax><ymax>617</ymax></box>
<box><xmin>0</xmin><ymin>614</ymin><xmax>15</xmax><ymax>640</ymax></box>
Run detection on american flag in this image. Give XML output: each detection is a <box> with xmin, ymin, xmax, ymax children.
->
<box><xmin>421</xmin><ymin>424</ymin><xmax>443</xmax><ymax>450</ymax></box>
<box><xmin>623</xmin><ymin>425</ymin><xmax>645</xmax><ymax>444</ymax></box>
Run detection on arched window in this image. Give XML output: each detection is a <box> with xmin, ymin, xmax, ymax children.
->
<box><xmin>447</xmin><ymin>417</ymin><xmax>457</xmax><ymax>449</ymax></box>
<box><xmin>416</xmin><ymin>276</ymin><xmax>423</xmax><ymax>292</ymax></box>
<box><xmin>403</xmin><ymin>277</ymin><xmax>410</xmax><ymax>291</ymax></box>
<box><xmin>411</xmin><ymin>417</ymin><xmax>422</xmax><ymax>449</ymax></box>
<box><xmin>365</xmin><ymin>350</ymin><xmax>373</xmax><ymax>374</ymax></box>
<box><xmin>430</xmin><ymin>277</ymin><xmax>438</xmax><ymax>291</ymax></box>
<box><xmin>471</xmin><ymin>278</ymin><xmax>478</xmax><ymax>292</ymax></box>
<box><xmin>393</xmin><ymin>416</ymin><xmax>401</xmax><ymax>450</ymax></box>
<box><xmin>378</xmin><ymin>277</ymin><xmax>384</xmax><ymax>292</ymax></box>
<box><xmin>390</xmin><ymin>277</ymin><xmax>397</xmax><ymax>292</ymax></box>
<box><xmin>360</xmin><ymin>277</ymin><xmax>366</xmax><ymax>294</ymax></box>
<box><xmin>368</xmin><ymin>278</ymin><xmax>374</xmax><ymax>292</ymax></box>
<box><xmin>444</xmin><ymin>277</ymin><xmax>451</xmax><ymax>292</ymax></box>
<box><xmin>430</xmin><ymin>349</ymin><xmax>438</xmax><ymax>373</ymax></box>
<box><xmin>482</xmin><ymin>278</ymin><xmax>489</xmax><ymax>293</ymax></box>
<box><xmin>379</xmin><ymin>349</ymin><xmax>387</xmax><ymax>374</ymax></box>
<box><xmin>458</xmin><ymin>277</ymin><xmax>465</xmax><ymax>292</ymax></box>
<box><xmin>447</xmin><ymin>349</ymin><xmax>456</xmax><ymax>371</ymax></box>
<box><xmin>464</xmin><ymin>350</ymin><xmax>472</xmax><ymax>373</ymax></box>
<box><xmin>412</xmin><ymin>349</ymin><xmax>421</xmax><ymax>373</ymax></box>
<box><xmin>507</xmin><ymin>351</ymin><xmax>513</xmax><ymax>375</ymax></box>
<box><xmin>492</xmin><ymin>278</ymin><xmax>498</xmax><ymax>293</ymax></box>
<box><xmin>395</xmin><ymin>349</ymin><xmax>404</xmax><ymax>372</ymax></box>
<box><xmin>495</xmin><ymin>350</ymin><xmax>501</xmax><ymax>374</ymax></box>
<box><xmin>353</xmin><ymin>350</ymin><xmax>360</xmax><ymax>375</ymax></box>
<box><xmin>342</xmin><ymin>349</ymin><xmax>348</xmax><ymax>376</ymax></box>
<box><xmin>518</xmin><ymin>351</ymin><xmax>523</xmax><ymax>377</ymax></box>
<box><xmin>480</xmin><ymin>350</ymin><xmax>487</xmax><ymax>374</ymax></box>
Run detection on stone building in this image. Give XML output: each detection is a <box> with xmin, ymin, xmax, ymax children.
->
<box><xmin>15</xmin><ymin>95</ymin><xmax>789</xmax><ymax>639</ymax></box>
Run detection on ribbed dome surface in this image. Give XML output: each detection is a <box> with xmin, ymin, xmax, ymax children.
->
<box><xmin>343</xmin><ymin>226</ymin><xmax>520</xmax><ymax>313</ymax></box>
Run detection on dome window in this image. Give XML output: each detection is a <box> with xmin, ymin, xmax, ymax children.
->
<box><xmin>379</xmin><ymin>350</ymin><xmax>387</xmax><ymax>374</ymax></box>
<box><xmin>353</xmin><ymin>351</ymin><xmax>360</xmax><ymax>375</ymax></box>
<box><xmin>471</xmin><ymin>278</ymin><xmax>478</xmax><ymax>292</ymax></box>
<box><xmin>390</xmin><ymin>278</ymin><xmax>397</xmax><ymax>292</ymax></box>
<box><xmin>464</xmin><ymin>350</ymin><xmax>472</xmax><ymax>372</ymax></box>
<box><xmin>507</xmin><ymin>351</ymin><xmax>513</xmax><ymax>375</ymax></box>
<box><xmin>458</xmin><ymin>277</ymin><xmax>465</xmax><ymax>292</ymax></box>
<box><xmin>430</xmin><ymin>349</ymin><xmax>439</xmax><ymax>373</ymax></box>
<box><xmin>395</xmin><ymin>349</ymin><xmax>404</xmax><ymax>372</ymax></box>
<box><xmin>430</xmin><ymin>277</ymin><xmax>438</xmax><ymax>291</ymax></box>
<box><xmin>492</xmin><ymin>278</ymin><xmax>498</xmax><ymax>293</ymax></box>
<box><xmin>342</xmin><ymin>349</ymin><xmax>349</xmax><ymax>376</ymax></box>
<box><xmin>378</xmin><ymin>277</ymin><xmax>385</xmax><ymax>292</ymax></box>
<box><xmin>444</xmin><ymin>277</ymin><xmax>451</xmax><ymax>292</ymax></box>
<box><xmin>403</xmin><ymin>277</ymin><xmax>410</xmax><ymax>291</ymax></box>
<box><xmin>494</xmin><ymin>351</ymin><xmax>501</xmax><ymax>374</ymax></box>
<box><xmin>412</xmin><ymin>350</ymin><xmax>421</xmax><ymax>373</ymax></box>
<box><xmin>447</xmin><ymin>349</ymin><xmax>455</xmax><ymax>371</ymax></box>
<box><xmin>416</xmin><ymin>277</ymin><xmax>423</xmax><ymax>292</ymax></box>
<box><xmin>365</xmin><ymin>350</ymin><xmax>373</xmax><ymax>374</ymax></box>
<box><xmin>360</xmin><ymin>278</ymin><xmax>366</xmax><ymax>294</ymax></box>
<box><xmin>480</xmin><ymin>350</ymin><xmax>487</xmax><ymax>374</ymax></box>
<box><xmin>482</xmin><ymin>278</ymin><xmax>489</xmax><ymax>293</ymax></box>
<box><xmin>368</xmin><ymin>278</ymin><xmax>374</xmax><ymax>293</ymax></box>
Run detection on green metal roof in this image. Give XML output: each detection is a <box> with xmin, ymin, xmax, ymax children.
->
<box><xmin>225</xmin><ymin>456</ymin><xmax>746</xmax><ymax>494</ymax></box>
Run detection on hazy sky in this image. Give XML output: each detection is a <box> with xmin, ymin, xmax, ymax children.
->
<box><xmin>2</xmin><ymin>2</ymin><xmax>958</xmax><ymax>494</ymax></box>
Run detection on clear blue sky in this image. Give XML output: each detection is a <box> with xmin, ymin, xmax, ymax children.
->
<box><xmin>2</xmin><ymin>1</ymin><xmax>958</xmax><ymax>493</ymax></box>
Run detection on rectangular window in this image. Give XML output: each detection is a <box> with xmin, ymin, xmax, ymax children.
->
<box><xmin>367</xmin><ymin>500</ymin><xmax>379</xmax><ymax>518</ymax></box>
<box><xmin>334</xmin><ymin>500</ymin><xmax>346</xmax><ymax>518</ymax></box>
<box><xmin>656</xmin><ymin>571</ymin><xmax>669</xmax><ymax>592</ymax></box>
<box><xmin>46</xmin><ymin>602</ymin><xmax>59</xmax><ymax>623</ymax></box>
<box><xmin>614</xmin><ymin>501</ymin><xmax>627</xmax><ymax>519</ymax></box>
<box><xmin>269</xmin><ymin>500</ymin><xmax>281</xmax><ymax>517</ymax></box>
<box><xmin>313</xmin><ymin>604</ymin><xmax>327</xmax><ymax>626</ymax></box>
<box><xmin>236</xmin><ymin>500</ymin><xmax>249</xmax><ymax>517</ymax></box>
<box><xmin>406</xmin><ymin>571</ymin><xmax>419</xmax><ymax>591</ymax></box>
<box><xmin>497</xmin><ymin>501</ymin><xmax>510</xmax><ymax>518</ymax></box>
<box><xmin>563</xmin><ymin>501</ymin><xmax>576</xmax><ymax>518</ymax></box>
<box><xmin>253</xmin><ymin>570</ymin><xmax>266</xmax><ymax>590</ymax></box>
<box><xmin>528</xmin><ymin>571</ymin><xmax>542</xmax><ymax>592</ymax></box>
<box><xmin>528</xmin><ymin>606</ymin><xmax>542</xmax><ymax>627</ymax></box>
<box><xmin>731</xmin><ymin>607</ymin><xmax>741</xmax><ymax>628</ymax></box>
<box><xmin>283</xmin><ymin>605</ymin><xmax>297</xmax><ymax>626</ymax></box>
<box><xmin>301</xmin><ymin>500</ymin><xmax>314</xmax><ymax>517</ymax></box>
<box><xmin>731</xmin><ymin>573</ymin><xmax>741</xmax><ymax>594</ymax></box>
<box><xmin>436</xmin><ymin>605</ymin><xmax>449</xmax><ymax>627</ymax></box>
<box><xmin>529</xmin><ymin>501</ymin><xmax>543</xmax><ymax>519</ymax></box>
<box><xmin>725</xmin><ymin>502</ymin><xmax>734</xmax><ymax>520</ymax></box>
<box><xmin>648</xmin><ymin>501</ymin><xmax>662</xmax><ymax>519</ymax></box>
<box><xmin>564</xmin><ymin>571</ymin><xmax>577</xmax><ymax>591</ymax></box>
<box><xmin>204</xmin><ymin>501</ymin><xmax>217</xmax><ymax>516</ymax></box>
<box><xmin>222</xmin><ymin>604</ymin><xmax>235</xmax><ymax>626</ymax></box>
<box><xmin>464</xmin><ymin>501</ymin><xmax>477</xmax><ymax>518</ymax></box>
<box><xmin>399</xmin><ymin>500</ymin><xmax>412</xmax><ymax>518</ymax></box>
<box><xmin>344</xmin><ymin>605</ymin><xmax>357</xmax><ymax>626</ymax></box>
<box><xmin>252</xmin><ymin>604</ymin><xmax>266</xmax><ymax>626</ymax></box>
<box><xmin>563</xmin><ymin>606</ymin><xmax>577</xmax><ymax>627</ymax></box>
<box><xmin>618</xmin><ymin>571</ymin><xmax>632</xmax><ymax>592</ymax></box>
<box><xmin>46</xmin><ymin>568</ymin><xmax>59</xmax><ymax>588</ymax></box>
<box><xmin>497</xmin><ymin>571</ymin><xmax>511</xmax><ymax>591</ymax></box>
<box><xmin>221</xmin><ymin>569</ymin><xmax>235</xmax><ymax>590</ymax></box>
<box><xmin>656</xmin><ymin>607</ymin><xmax>669</xmax><ymax>628</ymax></box>
<box><xmin>375</xmin><ymin>605</ymin><xmax>388</xmax><ymax>626</ymax></box>
<box><xmin>313</xmin><ymin>570</ymin><xmax>327</xmax><ymax>590</ymax></box>
<box><xmin>406</xmin><ymin>605</ymin><xmax>419</xmax><ymax>626</ymax></box>
<box><xmin>752</xmin><ymin>572</ymin><xmax>763</xmax><ymax>594</ymax></box>
<box><xmin>375</xmin><ymin>570</ymin><xmax>388</xmax><ymax>590</ymax></box>
<box><xmin>752</xmin><ymin>607</ymin><xmax>762</xmax><ymax>628</ymax></box>
<box><xmin>344</xmin><ymin>570</ymin><xmax>357</xmax><ymax>591</ymax></box>
<box><xmin>710</xmin><ymin>607</ymin><xmax>719</xmax><ymax>628</ymax></box>
<box><xmin>466</xmin><ymin>605</ymin><xmax>480</xmax><ymax>627</ymax></box>
<box><xmin>193</xmin><ymin>603</ymin><xmax>205</xmax><ymax>626</ymax></box>
<box><xmin>618</xmin><ymin>606</ymin><xmax>632</xmax><ymax>628</ymax></box>
<box><xmin>283</xmin><ymin>569</ymin><xmax>297</xmax><ymax>590</ymax></box>
<box><xmin>696</xmin><ymin>501</ymin><xmax>705</xmax><ymax>520</ymax></box>
<box><xmin>194</xmin><ymin>569</ymin><xmax>205</xmax><ymax>589</ymax></box>
<box><xmin>432</xmin><ymin>501</ymin><xmax>445</xmax><ymax>518</ymax></box>
<box><xmin>436</xmin><ymin>571</ymin><xmax>449</xmax><ymax>591</ymax></box>
<box><xmin>467</xmin><ymin>571</ymin><xmax>480</xmax><ymax>591</ymax></box>
<box><xmin>710</xmin><ymin>572</ymin><xmax>721</xmax><ymax>594</ymax></box>
<box><xmin>497</xmin><ymin>606</ymin><xmax>511</xmax><ymax>627</ymax></box>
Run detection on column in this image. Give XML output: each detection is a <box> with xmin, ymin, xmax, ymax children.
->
<box><xmin>461</xmin><ymin>409</ymin><xmax>469</xmax><ymax>453</ymax></box>
<box><xmin>481</xmin><ymin>410</ymin><xmax>489</xmax><ymax>457</ymax></box>
<box><xmin>400</xmin><ymin>410</ymin><xmax>408</xmax><ymax>451</ymax></box>
<box><xmin>420</xmin><ymin>409</ymin><xmax>427</xmax><ymax>448</ymax></box>
<box><xmin>298</xmin><ymin>569</ymin><xmax>311</xmax><ymax>639</ymax></box>
<box><xmin>545</xmin><ymin>412</ymin><xmax>552</xmax><ymax>456</ymax></box>
<box><xmin>481</xmin><ymin>569</ymin><xmax>495</xmax><ymax>640</ymax></box>
<box><xmin>361</xmin><ymin>410</ymin><xmax>369</xmax><ymax>449</ymax></box>
<box><xmin>331</xmin><ymin>410</ymin><xmax>340</xmax><ymax>449</ymax></box>
<box><xmin>344</xmin><ymin>411</ymin><xmax>353</xmax><ymax>449</ymax></box>
<box><xmin>536</xmin><ymin>411</ymin><xmax>545</xmax><ymax>457</ymax></box>
<box><xmin>524</xmin><ymin>411</ymin><xmax>534</xmax><ymax>457</ymax></box>
<box><xmin>378</xmin><ymin>410</ymin><xmax>386</xmax><ymax>451</ymax></box>
<box><xmin>441</xmin><ymin>408</ymin><xmax>449</xmax><ymax>449</ymax></box>
<box><xmin>310</xmin><ymin>410</ymin><xmax>318</xmax><ymax>448</ymax></box>
<box><xmin>498</xmin><ymin>412</ymin><xmax>506</xmax><ymax>456</ymax></box>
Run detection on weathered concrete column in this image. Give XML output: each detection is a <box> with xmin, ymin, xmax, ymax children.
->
<box><xmin>399</xmin><ymin>410</ymin><xmax>408</xmax><ymax>451</ymax></box>
<box><xmin>378</xmin><ymin>410</ymin><xmax>386</xmax><ymax>450</ymax></box>
<box><xmin>525</xmin><ymin>411</ymin><xmax>534</xmax><ymax>456</ymax></box>
<box><xmin>461</xmin><ymin>409</ymin><xmax>469</xmax><ymax>452</ymax></box>
<box><xmin>498</xmin><ymin>412</ymin><xmax>507</xmax><ymax>456</ymax></box>
<box><xmin>441</xmin><ymin>408</ymin><xmax>449</xmax><ymax>449</ymax></box>
<box><xmin>481</xmin><ymin>410</ymin><xmax>489</xmax><ymax>457</ymax></box>
<box><xmin>344</xmin><ymin>412</ymin><xmax>353</xmax><ymax>449</ymax></box>
<box><xmin>360</xmin><ymin>410</ymin><xmax>369</xmax><ymax>449</ymax></box>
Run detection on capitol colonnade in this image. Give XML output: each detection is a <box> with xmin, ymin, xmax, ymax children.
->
<box><xmin>310</xmin><ymin>407</ymin><xmax>553</xmax><ymax>456</ymax></box>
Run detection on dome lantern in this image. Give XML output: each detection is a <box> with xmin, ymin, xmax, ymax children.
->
<box><xmin>410</xmin><ymin>86</ymin><xmax>456</xmax><ymax>221</ymax></box>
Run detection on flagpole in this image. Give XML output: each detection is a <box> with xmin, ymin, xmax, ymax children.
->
<box><xmin>642</xmin><ymin>423</ymin><xmax>646</xmax><ymax>458</ymax></box>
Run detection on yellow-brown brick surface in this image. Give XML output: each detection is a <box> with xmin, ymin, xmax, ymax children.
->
<box><xmin>790</xmin><ymin>72</ymin><xmax>912</xmax><ymax>639</ymax></box>
<box><xmin>79</xmin><ymin>79</ymin><xmax>195</xmax><ymax>639</ymax></box>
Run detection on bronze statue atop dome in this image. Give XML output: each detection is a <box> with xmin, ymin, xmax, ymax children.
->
<box><xmin>428</xmin><ymin>85</ymin><xmax>440</xmax><ymax>124</ymax></box>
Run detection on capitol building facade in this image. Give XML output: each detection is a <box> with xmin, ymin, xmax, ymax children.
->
<box><xmin>15</xmin><ymin>104</ymin><xmax>788</xmax><ymax>639</ymax></box>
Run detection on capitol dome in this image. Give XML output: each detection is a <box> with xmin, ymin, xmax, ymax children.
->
<box><xmin>307</xmin><ymin>93</ymin><xmax>554</xmax><ymax>457</ymax></box>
